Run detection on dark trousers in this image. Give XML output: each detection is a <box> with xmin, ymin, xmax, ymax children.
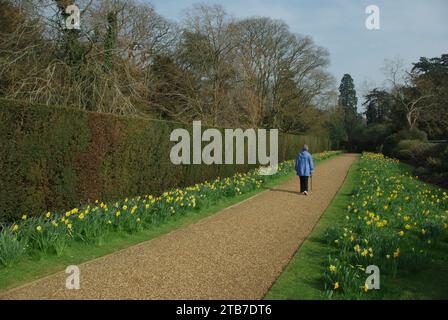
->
<box><xmin>299</xmin><ymin>176</ymin><xmax>309</xmax><ymax>193</ymax></box>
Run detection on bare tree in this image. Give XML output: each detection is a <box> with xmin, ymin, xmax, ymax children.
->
<box><xmin>382</xmin><ymin>57</ymin><xmax>434</xmax><ymax>129</ymax></box>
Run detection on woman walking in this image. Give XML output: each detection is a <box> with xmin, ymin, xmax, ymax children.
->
<box><xmin>295</xmin><ymin>144</ymin><xmax>314</xmax><ymax>195</ymax></box>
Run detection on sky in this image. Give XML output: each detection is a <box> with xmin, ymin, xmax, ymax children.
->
<box><xmin>147</xmin><ymin>0</ymin><xmax>448</xmax><ymax>105</ymax></box>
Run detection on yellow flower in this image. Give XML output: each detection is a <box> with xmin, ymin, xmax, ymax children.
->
<box><xmin>116</xmin><ymin>211</ymin><xmax>121</xmax><ymax>217</ymax></box>
<box><xmin>393</xmin><ymin>248</ymin><xmax>400</xmax><ymax>258</ymax></box>
<box><xmin>334</xmin><ymin>282</ymin><xmax>340</xmax><ymax>290</ymax></box>
<box><xmin>11</xmin><ymin>224</ymin><xmax>19</xmax><ymax>232</ymax></box>
<box><xmin>398</xmin><ymin>230</ymin><xmax>404</xmax><ymax>237</ymax></box>
<box><xmin>36</xmin><ymin>225</ymin><xmax>42</xmax><ymax>232</ymax></box>
<box><xmin>21</xmin><ymin>214</ymin><xmax>27</xmax><ymax>220</ymax></box>
<box><xmin>363</xmin><ymin>283</ymin><xmax>369</xmax><ymax>293</ymax></box>
<box><xmin>78</xmin><ymin>213</ymin><xmax>85</xmax><ymax>220</ymax></box>
<box><xmin>67</xmin><ymin>223</ymin><xmax>73</xmax><ymax>230</ymax></box>
<box><xmin>46</xmin><ymin>212</ymin><xmax>51</xmax><ymax>218</ymax></box>
<box><xmin>107</xmin><ymin>220</ymin><xmax>112</xmax><ymax>225</ymax></box>
<box><xmin>405</xmin><ymin>224</ymin><xmax>411</xmax><ymax>230</ymax></box>
<box><xmin>329</xmin><ymin>265</ymin><xmax>337</xmax><ymax>272</ymax></box>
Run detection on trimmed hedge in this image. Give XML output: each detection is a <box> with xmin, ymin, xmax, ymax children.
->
<box><xmin>0</xmin><ymin>99</ymin><xmax>330</xmax><ymax>222</ymax></box>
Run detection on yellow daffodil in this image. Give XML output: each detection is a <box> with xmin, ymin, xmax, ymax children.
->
<box><xmin>363</xmin><ymin>283</ymin><xmax>369</xmax><ymax>293</ymax></box>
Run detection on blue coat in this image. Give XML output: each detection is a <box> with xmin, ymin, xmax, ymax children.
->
<box><xmin>295</xmin><ymin>150</ymin><xmax>314</xmax><ymax>176</ymax></box>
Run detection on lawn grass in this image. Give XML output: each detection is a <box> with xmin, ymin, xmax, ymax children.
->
<box><xmin>0</xmin><ymin>155</ymin><xmax>336</xmax><ymax>292</ymax></box>
<box><xmin>265</xmin><ymin>155</ymin><xmax>448</xmax><ymax>300</ymax></box>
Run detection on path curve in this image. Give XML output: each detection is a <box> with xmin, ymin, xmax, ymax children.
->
<box><xmin>1</xmin><ymin>154</ymin><xmax>357</xmax><ymax>300</ymax></box>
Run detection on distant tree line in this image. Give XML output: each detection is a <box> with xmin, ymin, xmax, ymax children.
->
<box><xmin>336</xmin><ymin>54</ymin><xmax>448</xmax><ymax>187</ymax></box>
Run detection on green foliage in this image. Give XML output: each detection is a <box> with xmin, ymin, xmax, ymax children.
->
<box><xmin>382</xmin><ymin>128</ymin><xmax>428</xmax><ymax>157</ymax></box>
<box><xmin>338</xmin><ymin>74</ymin><xmax>358</xmax><ymax>112</ymax></box>
<box><xmin>104</xmin><ymin>10</ymin><xmax>118</xmax><ymax>71</ymax></box>
<box><xmin>338</xmin><ymin>74</ymin><xmax>361</xmax><ymax>149</ymax></box>
<box><xmin>363</xmin><ymin>89</ymin><xmax>392</xmax><ymax>125</ymax></box>
<box><xmin>381</xmin><ymin>128</ymin><xmax>447</xmax><ymax>188</ymax></box>
<box><xmin>0</xmin><ymin>99</ymin><xmax>330</xmax><ymax>222</ymax></box>
<box><xmin>351</xmin><ymin>123</ymin><xmax>393</xmax><ymax>152</ymax></box>
<box><xmin>0</xmin><ymin>229</ymin><xmax>25</xmax><ymax>267</ymax></box>
<box><xmin>0</xmin><ymin>99</ymin><xmax>90</xmax><ymax>223</ymax></box>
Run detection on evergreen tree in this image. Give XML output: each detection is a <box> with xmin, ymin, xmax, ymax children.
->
<box><xmin>363</xmin><ymin>88</ymin><xmax>392</xmax><ymax>125</ymax></box>
<box><xmin>338</xmin><ymin>74</ymin><xmax>358</xmax><ymax>141</ymax></box>
<box><xmin>104</xmin><ymin>10</ymin><xmax>118</xmax><ymax>72</ymax></box>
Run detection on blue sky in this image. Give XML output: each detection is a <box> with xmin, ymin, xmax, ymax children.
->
<box><xmin>147</xmin><ymin>0</ymin><xmax>447</xmax><ymax>103</ymax></box>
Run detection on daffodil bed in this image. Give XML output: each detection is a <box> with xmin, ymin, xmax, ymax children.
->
<box><xmin>0</xmin><ymin>151</ymin><xmax>339</xmax><ymax>275</ymax></box>
<box><xmin>266</xmin><ymin>153</ymin><xmax>448</xmax><ymax>300</ymax></box>
<box><xmin>322</xmin><ymin>153</ymin><xmax>448</xmax><ymax>298</ymax></box>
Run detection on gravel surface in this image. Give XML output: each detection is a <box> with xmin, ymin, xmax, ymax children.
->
<box><xmin>1</xmin><ymin>154</ymin><xmax>357</xmax><ymax>300</ymax></box>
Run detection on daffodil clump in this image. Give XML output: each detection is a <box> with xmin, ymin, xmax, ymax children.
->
<box><xmin>323</xmin><ymin>153</ymin><xmax>448</xmax><ymax>298</ymax></box>
<box><xmin>0</xmin><ymin>151</ymin><xmax>340</xmax><ymax>268</ymax></box>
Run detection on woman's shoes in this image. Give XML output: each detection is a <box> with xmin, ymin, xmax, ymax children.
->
<box><xmin>303</xmin><ymin>191</ymin><xmax>308</xmax><ymax>195</ymax></box>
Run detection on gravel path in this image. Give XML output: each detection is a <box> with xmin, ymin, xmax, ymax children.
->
<box><xmin>1</xmin><ymin>154</ymin><xmax>357</xmax><ymax>300</ymax></box>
